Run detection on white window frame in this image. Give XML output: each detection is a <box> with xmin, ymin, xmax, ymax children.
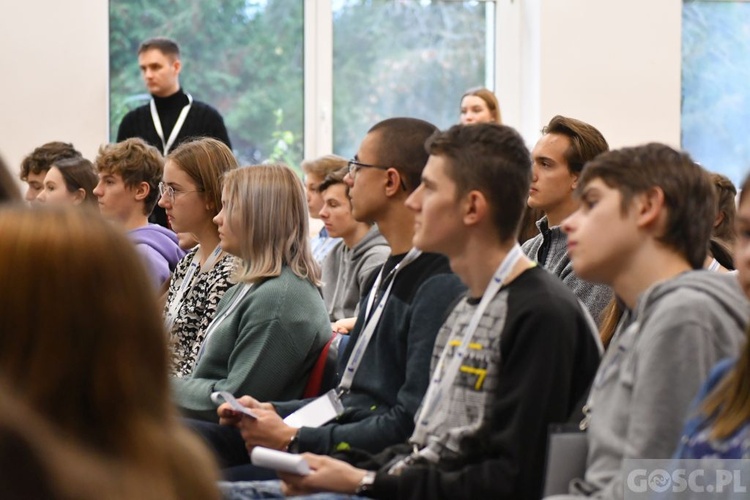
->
<box><xmin>303</xmin><ymin>0</ymin><xmax>508</xmax><ymax>159</ymax></box>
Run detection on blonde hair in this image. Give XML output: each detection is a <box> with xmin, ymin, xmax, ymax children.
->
<box><xmin>300</xmin><ymin>154</ymin><xmax>347</xmax><ymax>178</ymax></box>
<box><xmin>0</xmin><ymin>206</ymin><xmax>219</xmax><ymax>499</ymax></box>
<box><xmin>224</xmin><ymin>164</ymin><xmax>321</xmax><ymax>285</ymax></box>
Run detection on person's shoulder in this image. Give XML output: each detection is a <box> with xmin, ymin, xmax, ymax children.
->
<box><xmin>190</xmin><ymin>99</ymin><xmax>224</xmax><ymax>117</ymax></box>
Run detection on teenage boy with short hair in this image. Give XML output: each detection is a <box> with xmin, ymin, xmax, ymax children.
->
<box><xmin>302</xmin><ymin>155</ymin><xmax>348</xmax><ymax>263</ymax></box>
<box><xmin>317</xmin><ymin>168</ymin><xmax>389</xmax><ymax>329</ymax></box>
<box><xmin>94</xmin><ymin>138</ymin><xmax>184</xmax><ymax>288</ymax></box>
<box><xmin>19</xmin><ymin>141</ymin><xmax>81</xmax><ymax>202</ymax></box>
<box><xmin>223</xmin><ymin>123</ymin><xmax>601</xmax><ymax>499</ymax></box>
<box><xmin>549</xmin><ymin>143</ymin><xmax>750</xmax><ymax>499</ymax></box>
<box><xmin>523</xmin><ymin>115</ymin><xmax>612</xmax><ymax>323</ymax></box>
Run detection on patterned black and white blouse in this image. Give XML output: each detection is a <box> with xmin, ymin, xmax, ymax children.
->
<box><xmin>164</xmin><ymin>246</ymin><xmax>237</xmax><ymax>378</ymax></box>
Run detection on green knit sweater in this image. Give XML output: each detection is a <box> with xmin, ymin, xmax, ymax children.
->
<box><xmin>172</xmin><ymin>266</ymin><xmax>331</xmax><ymax>421</ymax></box>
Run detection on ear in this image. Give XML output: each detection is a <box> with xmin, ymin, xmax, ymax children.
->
<box><xmin>713</xmin><ymin>211</ymin><xmax>725</xmax><ymax>229</ymax></box>
<box><xmin>72</xmin><ymin>188</ymin><xmax>86</xmax><ymax>206</ymax></box>
<box><xmin>571</xmin><ymin>172</ymin><xmax>580</xmax><ymax>191</ymax></box>
<box><xmin>634</xmin><ymin>186</ymin><xmax>666</xmax><ymax>230</ymax></box>
<box><xmin>134</xmin><ymin>182</ymin><xmax>150</xmax><ymax>202</ymax></box>
<box><xmin>462</xmin><ymin>190</ymin><xmax>489</xmax><ymax>227</ymax></box>
<box><xmin>384</xmin><ymin>168</ymin><xmax>404</xmax><ymax>197</ymax></box>
<box><xmin>173</xmin><ymin>58</ymin><xmax>182</xmax><ymax>75</ymax></box>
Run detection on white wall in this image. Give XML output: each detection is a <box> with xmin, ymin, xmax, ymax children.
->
<box><xmin>0</xmin><ymin>0</ymin><xmax>681</xmax><ymax>178</ymax></box>
<box><xmin>498</xmin><ymin>0</ymin><xmax>681</xmax><ymax>149</ymax></box>
<box><xmin>0</xmin><ymin>1</ymin><xmax>109</xmax><ymax>176</ymax></box>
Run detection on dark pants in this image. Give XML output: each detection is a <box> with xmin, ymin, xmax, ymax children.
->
<box><xmin>184</xmin><ymin>418</ymin><xmax>279</xmax><ymax>481</ymax></box>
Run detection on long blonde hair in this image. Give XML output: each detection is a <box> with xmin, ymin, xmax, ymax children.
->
<box><xmin>0</xmin><ymin>206</ymin><xmax>219</xmax><ymax>499</ymax></box>
<box><xmin>224</xmin><ymin>164</ymin><xmax>321</xmax><ymax>285</ymax></box>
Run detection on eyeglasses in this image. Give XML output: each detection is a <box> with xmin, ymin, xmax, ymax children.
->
<box><xmin>347</xmin><ymin>159</ymin><xmax>408</xmax><ymax>191</ymax></box>
<box><xmin>158</xmin><ymin>182</ymin><xmax>203</xmax><ymax>202</ymax></box>
<box><xmin>347</xmin><ymin>159</ymin><xmax>392</xmax><ymax>178</ymax></box>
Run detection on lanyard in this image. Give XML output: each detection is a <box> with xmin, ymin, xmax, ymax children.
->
<box><xmin>196</xmin><ymin>283</ymin><xmax>253</xmax><ymax>360</ymax></box>
<box><xmin>412</xmin><ymin>244</ymin><xmax>524</xmax><ymax>439</ymax></box>
<box><xmin>165</xmin><ymin>244</ymin><xmax>224</xmax><ymax>333</ymax></box>
<box><xmin>150</xmin><ymin>93</ymin><xmax>193</xmax><ymax>155</ymax></box>
<box><xmin>337</xmin><ymin>248</ymin><xmax>422</xmax><ymax>393</ymax></box>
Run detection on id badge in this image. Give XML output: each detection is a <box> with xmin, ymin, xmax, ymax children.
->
<box><xmin>282</xmin><ymin>389</ymin><xmax>344</xmax><ymax>428</ymax></box>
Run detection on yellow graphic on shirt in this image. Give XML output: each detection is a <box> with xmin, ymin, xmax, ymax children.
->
<box><xmin>448</xmin><ymin>339</ymin><xmax>488</xmax><ymax>391</ymax></box>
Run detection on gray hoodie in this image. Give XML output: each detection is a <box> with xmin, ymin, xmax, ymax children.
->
<box><xmin>321</xmin><ymin>226</ymin><xmax>390</xmax><ymax>321</ymax></box>
<box><xmin>574</xmin><ymin>270</ymin><xmax>750</xmax><ymax>499</ymax></box>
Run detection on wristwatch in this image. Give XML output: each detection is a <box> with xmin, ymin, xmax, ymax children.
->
<box><xmin>285</xmin><ymin>429</ymin><xmax>300</xmax><ymax>453</ymax></box>
<box><xmin>355</xmin><ymin>471</ymin><xmax>377</xmax><ymax>495</ymax></box>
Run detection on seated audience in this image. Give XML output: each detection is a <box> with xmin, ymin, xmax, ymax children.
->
<box><xmin>19</xmin><ymin>141</ymin><xmax>81</xmax><ymax>202</ymax></box>
<box><xmin>0</xmin><ymin>205</ymin><xmax>220</xmax><ymax>499</ymax></box>
<box><xmin>303</xmin><ymin>154</ymin><xmax>348</xmax><ymax>263</ymax></box>
<box><xmin>547</xmin><ymin>144</ymin><xmax>750</xmax><ymax>499</ymax></box>
<box><xmin>192</xmin><ymin>117</ymin><xmax>465</xmax><ymax>481</ymax></box>
<box><xmin>159</xmin><ymin>137</ymin><xmax>239</xmax><ymax>378</ymax></box>
<box><xmin>36</xmin><ymin>156</ymin><xmax>98</xmax><ymax>208</ymax></box>
<box><xmin>223</xmin><ymin>122</ymin><xmax>601</xmax><ymax>500</ymax></box>
<box><xmin>172</xmin><ymin>164</ymin><xmax>332</xmax><ymax>421</ymax></box>
<box><xmin>675</xmin><ymin>172</ymin><xmax>750</xmax><ymax>459</ymax></box>
<box><xmin>318</xmin><ymin>167</ymin><xmax>389</xmax><ymax>330</ymax></box>
<box><xmin>523</xmin><ymin>115</ymin><xmax>613</xmax><ymax>324</ymax></box>
<box><xmin>94</xmin><ymin>138</ymin><xmax>184</xmax><ymax>289</ymax></box>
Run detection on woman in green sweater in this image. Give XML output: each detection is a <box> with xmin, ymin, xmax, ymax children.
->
<box><xmin>173</xmin><ymin>164</ymin><xmax>332</xmax><ymax>421</ymax></box>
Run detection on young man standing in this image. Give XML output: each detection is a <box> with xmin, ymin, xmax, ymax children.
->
<box><xmin>117</xmin><ymin>37</ymin><xmax>231</xmax><ymax>227</ymax></box>
<box><xmin>191</xmin><ymin>117</ymin><xmax>466</xmax><ymax>479</ymax></box>
<box><xmin>19</xmin><ymin>141</ymin><xmax>81</xmax><ymax>202</ymax></box>
<box><xmin>223</xmin><ymin>123</ymin><xmax>601</xmax><ymax>499</ymax></box>
<box><xmin>317</xmin><ymin>168</ymin><xmax>389</xmax><ymax>329</ymax></box>
<box><xmin>523</xmin><ymin>115</ymin><xmax>612</xmax><ymax>323</ymax></box>
<box><xmin>550</xmin><ymin>143</ymin><xmax>750</xmax><ymax>499</ymax></box>
<box><xmin>94</xmin><ymin>138</ymin><xmax>185</xmax><ymax>288</ymax></box>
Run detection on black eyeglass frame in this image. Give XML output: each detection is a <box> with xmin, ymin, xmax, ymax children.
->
<box><xmin>347</xmin><ymin>159</ymin><xmax>408</xmax><ymax>191</ymax></box>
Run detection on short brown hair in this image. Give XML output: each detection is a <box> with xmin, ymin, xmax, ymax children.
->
<box><xmin>96</xmin><ymin>138</ymin><xmax>164</xmax><ymax>215</ymax></box>
<box><xmin>301</xmin><ymin>155</ymin><xmax>347</xmax><ymax>179</ymax></box>
<box><xmin>578</xmin><ymin>143</ymin><xmax>715</xmax><ymax>269</ymax></box>
<box><xmin>542</xmin><ymin>115</ymin><xmax>609</xmax><ymax>174</ymax></box>
<box><xmin>317</xmin><ymin>167</ymin><xmax>348</xmax><ymax>194</ymax></box>
<box><xmin>20</xmin><ymin>142</ymin><xmax>81</xmax><ymax>181</ymax></box>
<box><xmin>138</xmin><ymin>37</ymin><xmax>180</xmax><ymax>59</ymax></box>
<box><xmin>426</xmin><ymin>123</ymin><xmax>531</xmax><ymax>242</ymax></box>
<box><xmin>710</xmin><ymin>172</ymin><xmax>737</xmax><ymax>246</ymax></box>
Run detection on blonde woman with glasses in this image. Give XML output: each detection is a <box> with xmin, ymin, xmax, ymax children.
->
<box><xmin>173</xmin><ymin>164</ymin><xmax>332</xmax><ymax>422</ymax></box>
<box><xmin>159</xmin><ymin>137</ymin><xmax>239</xmax><ymax>378</ymax></box>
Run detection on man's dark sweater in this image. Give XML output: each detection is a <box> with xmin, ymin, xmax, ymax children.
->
<box><xmin>117</xmin><ymin>88</ymin><xmax>231</xmax><ymax>227</ymax></box>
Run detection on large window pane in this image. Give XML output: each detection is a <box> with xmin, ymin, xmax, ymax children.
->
<box><xmin>332</xmin><ymin>0</ymin><xmax>493</xmax><ymax>158</ymax></box>
<box><xmin>110</xmin><ymin>0</ymin><xmax>304</xmax><ymax>168</ymax></box>
<box><xmin>682</xmin><ymin>0</ymin><xmax>750</xmax><ymax>185</ymax></box>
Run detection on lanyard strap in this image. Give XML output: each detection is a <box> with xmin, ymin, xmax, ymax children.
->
<box><xmin>412</xmin><ymin>245</ymin><xmax>524</xmax><ymax>437</ymax></box>
<box><xmin>196</xmin><ymin>283</ymin><xmax>253</xmax><ymax>360</ymax></box>
<box><xmin>150</xmin><ymin>93</ymin><xmax>193</xmax><ymax>155</ymax></box>
<box><xmin>165</xmin><ymin>244</ymin><xmax>224</xmax><ymax>332</ymax></box>
<box><xmin>338</xmin><ymin>248</ymin><xmax>422</xmax><ymax>393</ymax></box>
